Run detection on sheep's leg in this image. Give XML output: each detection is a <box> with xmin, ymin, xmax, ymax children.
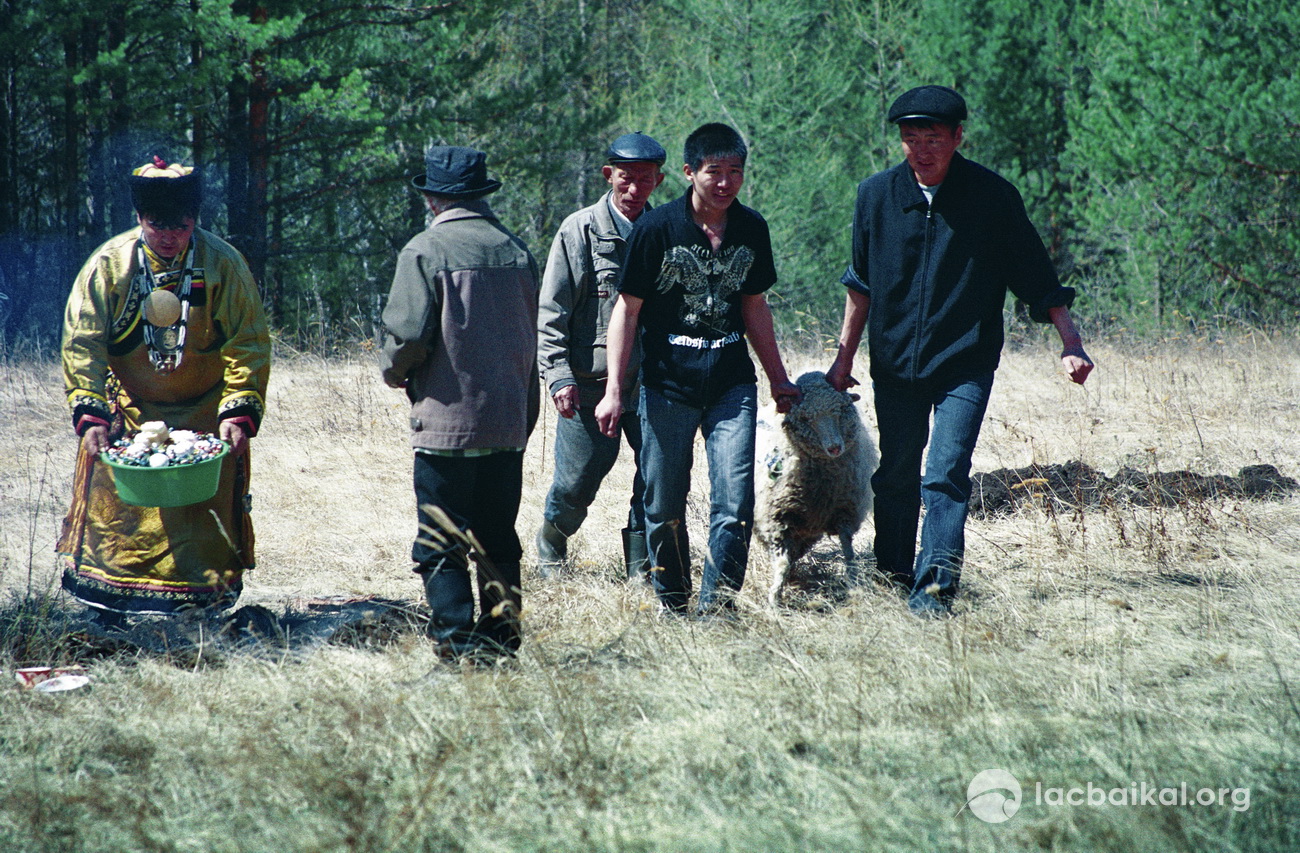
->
<box><xmin>768</xmin><ymin>546</ymin><xmax>792</xmax><ymax>607</ymax></box>
<box><xmin>839</xmin><ymin>527</ymin><xmax>862</xmax><ymax>585</ymax></box>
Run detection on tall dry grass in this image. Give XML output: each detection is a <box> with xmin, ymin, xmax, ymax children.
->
<box><xmin>1</xmin><ymin>330</ymin><xmax>1298</xmax><ymax>852</ymax></box>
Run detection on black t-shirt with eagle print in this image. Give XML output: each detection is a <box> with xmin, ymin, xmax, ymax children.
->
<box><xmin>617</xmin><ymin>189</ymin><xmax>778</xmax><ymax>408</ymax></box>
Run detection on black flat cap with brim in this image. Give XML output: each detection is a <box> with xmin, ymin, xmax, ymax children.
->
<box><xmin>888</xmin><ymin>85</ymin><xmax>968</xmax><ymax>125</ymax></box>
<box><xmin>606</xmin><ymin>132</ymin><xmax>667</xmax><ymax>165</ymax></box>
<box><xmin>411</xmin><ymin>145</ymin><xmax>502</xmax><ymax>197</ymax></box>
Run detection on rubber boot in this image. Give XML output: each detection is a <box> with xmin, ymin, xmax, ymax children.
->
<box><xmin>475</xmin><ymin>561</ymin><xmax>523</xmax><ymax>658</ymax></box>
<box><xmin>622</xmin><ymin>528</ymin><xmax>650</xmax><ymax>583</ymax></box>
<box><xmin>418</xmin><ymin>547</ymin><xmax>475</xmax><ymax>651</ymax></box>
<box><xmin>535</xmin><ymin>519</ymin><xmax>567</xmax><ymax>579</ymax></box>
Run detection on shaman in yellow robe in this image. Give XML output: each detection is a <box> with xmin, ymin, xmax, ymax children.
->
<box><xmin>58</xmin><ymin>227</ymin><xmax>271</xmax><ymax>614</ymax></box>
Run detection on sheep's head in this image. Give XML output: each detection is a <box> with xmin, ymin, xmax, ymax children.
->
<box><xmin>781</xmin><ymin>371</ymin><xmax>862</xmax><ymax>459</ymax></box>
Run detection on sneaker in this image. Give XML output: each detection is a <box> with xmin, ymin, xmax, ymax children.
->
<box><xmin>434</xmin><ymin>639</ymin><xmax>512</xmax><ymax>668</ymax></box>
<box><xmin>907</xmin><ymin>589</ymin><xmax>952</xmax><ymax>619</ymax></box>
<box><xmin>656</xmin><ymin>594</ymin><xmax>690</xmax><ymax>619</ymax></box>
<box><xmin>696</xmin><ymin>600</ymin><xmax>741</xmax><ymax>623</ymax></box>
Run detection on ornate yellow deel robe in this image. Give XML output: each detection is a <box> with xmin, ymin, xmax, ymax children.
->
<box><xmin>58</xmin><ymin>227</ymin><xmax>271</xmax><ymax>614</ymax></box>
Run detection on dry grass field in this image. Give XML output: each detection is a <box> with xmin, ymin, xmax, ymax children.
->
<box><xmin>2</xmin><ymin>330</ymin><xmax>1298</xmax><ymax>852</ymax></box>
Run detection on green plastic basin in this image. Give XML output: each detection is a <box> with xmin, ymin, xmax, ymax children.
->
<box><xmin>100</xmin><ymin>442</ymin><xmax>229</xmax><ymax>508</ymax></box>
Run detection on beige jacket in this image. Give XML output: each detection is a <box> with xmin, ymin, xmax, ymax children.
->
<box><xmin>536</xmin><ymin>192</ymin><xmax>642</xmax><ymax>409</ymax></box>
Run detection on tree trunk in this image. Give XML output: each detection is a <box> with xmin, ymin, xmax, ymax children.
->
<box><xmin>226</xmin><ymin>75</ymin><xmax>249</xmax><ymax>250</ymax></box>
<box><xmin>0</xmin><ymin>0</ymin><xmax>19</xmax><ymax>340</ymax></box>
<box><xmin>62</xmin><ymin>32</ymin><xmax>81</xmax><ymax>243</ymax></box>
<box><xmin>190</xmin><ymin>0</ymin><xmax>212</xmax><ymax>227</ymax></box>
<box><xmin>0</xmin><ymin>0</ymin><xmax>17</xmax><ymax>237</ymax></box>
<box><xmin>245</xmin><ymin>4</ymin><xmax>271</xmax><ymax>291</ymax></box>
<box><xmin>105</xmin><ymin>5</ymin><xmax>131</xmax><ymax>232</ymax></box>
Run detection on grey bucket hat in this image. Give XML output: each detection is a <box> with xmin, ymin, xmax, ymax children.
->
<box><xmin>411</xmin><ymin>146</ymin><xmax>503</xmax><ymax>197</ymax></box>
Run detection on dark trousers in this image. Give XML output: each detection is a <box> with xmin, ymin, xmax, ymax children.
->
<box><xmin>413</xmin><ymin>450</ymin><xmax>524</xmax><ymax>649</ymax></box>
<box><xmin>871</xmin><ymin>373</ymin><xmax>994</xmax><ymax>599</ymax></box>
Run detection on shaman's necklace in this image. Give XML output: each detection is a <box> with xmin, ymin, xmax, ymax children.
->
<box><xmin>134</xmin><ymin>239</ymin><xmax>196</xmax><ymax>373</ymax></box>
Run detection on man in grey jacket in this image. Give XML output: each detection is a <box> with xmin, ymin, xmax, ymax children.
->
<box><xmin>381</xmin><ymin>145</ymin><xmax>539</xmax><ymax>661</ymax></box>
<box><xmin>535</xmin><ymin>132</ymin><xmax>666</xmax><ymax>579</ymax></box>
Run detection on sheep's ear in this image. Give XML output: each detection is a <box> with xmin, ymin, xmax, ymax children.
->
<box><xmin>848</xmin><ymin>393</ymin><xmax>861</xmax><ymax>402</ymax></box>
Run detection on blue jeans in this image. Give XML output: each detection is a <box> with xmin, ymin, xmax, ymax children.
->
<box><xmin>871</xmin><ymin>373</ymin><xmax>994</xmax><ymax>600</ymax></box>
<box><xmin>543</xmin><ymin>406</ymin><xmax>645</xmax><ymax>535</ymax></box>
<box><xmin>639</xmin><ymin>383</ymin><xmax>757</xmax><ymax>612</ymax></box>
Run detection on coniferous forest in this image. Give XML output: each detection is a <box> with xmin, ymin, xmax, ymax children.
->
<box><xmin>1</xmin><ymin>0</ymin><xmax>1296</xmax><ymax>346</ymax></box>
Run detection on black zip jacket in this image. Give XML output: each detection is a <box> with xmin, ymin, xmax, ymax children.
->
<box><xmin>844</xmin><ymin>152</ymin><xmax>1074</xmax><ymax>387</ymax></box>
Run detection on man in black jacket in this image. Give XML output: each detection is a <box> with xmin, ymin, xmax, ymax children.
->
<box><xmin>826</xmin><ymin>85</ymin><xmax>1094</xmax><ymax>617</ymax></box>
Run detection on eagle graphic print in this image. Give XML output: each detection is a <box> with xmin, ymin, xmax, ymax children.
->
<box><xmin>655</xmin><ymin>244</ymin><xmax>755</xmax><ymax>334</ymax></box>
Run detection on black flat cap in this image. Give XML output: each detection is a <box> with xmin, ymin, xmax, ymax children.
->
<box><xmin>606</xmin><ymin>132</ymin><xmax>667</xmax><ymax>165</ymax></box>
<box><xmin>887</xmin><ymin>85</ymin><xmax>968</xmax><ymax>125</ymax></box>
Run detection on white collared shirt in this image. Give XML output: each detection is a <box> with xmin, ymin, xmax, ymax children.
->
<box><xmin>607</xmin><ymin>197</ymin><xmax>635</xmax><ymax>239</ymax></box>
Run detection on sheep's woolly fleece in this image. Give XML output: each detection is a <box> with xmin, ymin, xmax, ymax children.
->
<box><xmin>755</xmin><ymin>371</ymin><xmax>877</xmax><ymax>605</ymax></box>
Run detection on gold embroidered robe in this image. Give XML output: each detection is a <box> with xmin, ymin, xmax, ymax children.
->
<box><xmin>58</xmin><ymin>227</ymin><xmax>271</xmax><ymax>613</ymax></box>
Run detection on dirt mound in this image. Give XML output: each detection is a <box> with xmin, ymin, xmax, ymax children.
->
<box><xmin>971</xmin><ymin>461</ymin><xmax>1297</xmax><ymax>517</ymax></box>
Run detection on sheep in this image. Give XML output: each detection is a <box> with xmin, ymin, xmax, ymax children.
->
<box><xmin>754</xmin><ymin>371</ymin><xmax>877</xmax><ymax>606</ymax></box>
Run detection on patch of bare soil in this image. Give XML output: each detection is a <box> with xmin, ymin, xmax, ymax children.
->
<box><xmin>971</xmin><ymin>460</ymin><xmax>1298</xmax><ymax>517</ymax></box>
<box><xmin>0</xmin><ymin>595</ymin><xmax>428</xmax><ymax>668</ymax></box>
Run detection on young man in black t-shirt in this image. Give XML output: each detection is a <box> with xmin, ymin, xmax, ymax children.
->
<box><xmin>596</xmin><ymin>123</ymin><xmax>800</xmax><ymax>615</ymax></box>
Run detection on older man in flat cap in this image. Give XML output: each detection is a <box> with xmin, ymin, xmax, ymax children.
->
<box><xmin>535</xmin><ymin>132</ymin><xmax>666</xmax><ymax>580</ymax></box>
<box><xmin>381</xmin><ymin>145</ymin><xmax>539</xmax><ymax>662</ymax></box>
<box><xmin>825</xmin><ymin>85</ymin><xmax>1095</xmax><ymax>618</ymax></box>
